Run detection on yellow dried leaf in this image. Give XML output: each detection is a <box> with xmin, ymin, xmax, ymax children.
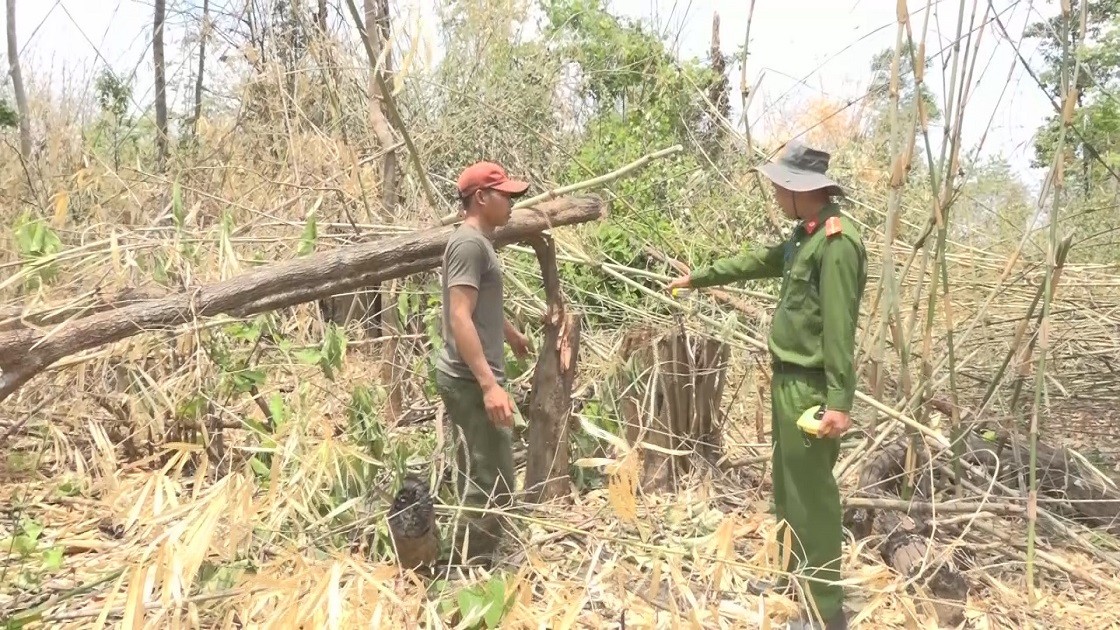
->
<box><xmin>121</xmin><ymin>564</ymin><xmax>147</xmax><ymax>630</ymax></box>
<box><xmin>327</xmin><ymin>562</ymin><xmax>343</xmax><ymax>630</ymax></box>
<box><xmin>52</xmin><ymin>190</ymin><xmax>70</xmax><ymax>228</ymax></box>
<box><xmin>608</xmin><ymin>450</ymin><xmax>639</xmax><ymax>522</ymax></box>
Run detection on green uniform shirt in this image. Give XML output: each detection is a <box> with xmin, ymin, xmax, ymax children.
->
<box><xmin>689</xmin><ymin>202</ymin><xmax>867</xmax><ymax>412</ymax></box>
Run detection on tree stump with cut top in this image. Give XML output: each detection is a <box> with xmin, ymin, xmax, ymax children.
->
<box><xmin>612</xmin><ymin>327</ymin><xmax>731</xmax><ymax>492</ymax></box>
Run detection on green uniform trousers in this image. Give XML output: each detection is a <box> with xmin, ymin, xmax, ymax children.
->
<box><xmin>771</xmin><ymin>366</ymin><xmax>844</xmax><ymax>621</ymax></box>
<box><xmin>435</xmin><ymin>370</ymin><xmax>516</xmax><ymax>563</ymax></box>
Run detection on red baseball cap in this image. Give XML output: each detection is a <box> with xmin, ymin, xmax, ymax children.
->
<box><xmin>456</xmin><ymin>161</ymin><xmax>530</xmax><ymax>199</ymax></box>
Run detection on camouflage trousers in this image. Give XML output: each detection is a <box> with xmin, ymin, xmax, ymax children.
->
<box><xmin>435</xmin><ymin>370</ymin><xmax>516</xmax><ymax>564</ymax></box>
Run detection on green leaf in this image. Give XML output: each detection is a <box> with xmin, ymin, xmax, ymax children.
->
<box><xmin>268</xmin><ymin>393</ymin><xmax>288</xmax><ymax>427</ymax></box>
<box><xmin>21</xmin><ymin>518</ymin><xmax>43</xmax><ymax>543</ymax></box>
<box><xmin>41</xmin><ymin>546</ymin><xmax>64</xmax><ymax>571</ymax></box>
<box><xmin>294</xmin><ymin>349</ymin><xmax>322</xmax><ymax>366</ymax></box>
<box><xmin>457</xmin><ymin>588</ymin><xmax>487</xmax><ymax>625</ymax></box>
<box><xmin>11</xmin><ymin>535</ymin><xmax>36</xmax><ymax>556</ymax></box>
<box><xmin>56</xmin><ymin>479</ymin><xmax>81</xmax><ymax>497</ymax></box>
<box><xmin>230</xmin><ymin>369</ymin><xmax>267</xmax><ymax>393</ymax></box>
<box><xmin>298</xmin><ymin>214</ymin><xmax>318</xmax><ymax>256</ymax></box>
<box><xmin>225</xmin><ymin>321</ymin><xmax>262</xmax><ymax>343</ymax></box>
<box><xmin>171</xmin><ymin>178</ymin><xmax>184</xmax><ymax>229</ymax></box>
<box><xmin>483</xmin><ymin>578</ymin><xmax>507</xmax><ymax>627</ymax></box>
<box><xmin>321</xmin><ymin>324</ymin><xmax>347</xmax><ymax>379</ymax></box>
<box><xmin>248</xmin><ymin>456</ymin><xmax>271</xmax><ymax>478</ymax></box>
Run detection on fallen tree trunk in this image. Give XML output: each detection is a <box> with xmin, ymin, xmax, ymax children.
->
<box><xmin>523</xmin><ymin>234</ymin><xmax>582</xmax><ymax>504</ymax></box>
<box><xmin>0</xmin><ymin>196</ymin><xmax>604</xmax><ymax>403</ymax></box>
<box><xmin>844</xmin><ymin>439</ymin><xmax>969</xmax><ymax>628</ymax></box>
<box><xmin>961</xmin><ymin>429</ymin><xmax>1120</xmax><ymax>534</ymax></box>
<box><xmin>0</xmin><ymin>287</ymin><xmax>168</xmax><ymax>333</ymax></box>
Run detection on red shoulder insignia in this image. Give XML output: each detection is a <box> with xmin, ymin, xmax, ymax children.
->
<box><xmin>825</xmin><ymin>216</ymin><xmax>842</xmax><ymax>237</ymax></box>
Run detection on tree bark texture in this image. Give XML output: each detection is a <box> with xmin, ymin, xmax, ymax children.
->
<box><xmin>6</xmin><ymin>0</ymin><xmax>31</xmax><ymax>161</ymax></box>
<box><xmin>843</xmin><ymin>439</ymin><xmax>971</xmax><ymax>628</ymax></box>
<box><xmin>189</xmin><ymin>0</ymin><xmax>210</xmax><ymax>140</ymax></box>
<box><xmin>523</xmin><ymin>234</ymin><xmax>582</xmax><ymax>504</ymax></box>
<box><xmin>0</xmin><ymin>196</ymin><xmax>604</xmax><ymax>404</ymax></box>
<box><xmin>154</xmin><ymin>0</ymin><xmax>169</xmax><ymax>169</ymax></box>
<box><xmin>615</xmin><ymin>328</ymin><xmax>730</xmax><ymax>492</ymax></box>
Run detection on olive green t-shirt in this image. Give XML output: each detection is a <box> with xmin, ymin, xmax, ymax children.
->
<box><xmin>436</xmin><ymin>224</ymin><xmax>506</xmax><ymax>383</ymax></box>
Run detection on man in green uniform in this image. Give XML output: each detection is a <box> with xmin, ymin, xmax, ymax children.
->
<box><xmin>437</xmin><ymin>161</ymin><xmax>533</xmax><ymax>566</ymax></box>
<box><xmin>667</xmin><ymin>141</ymin><xmax>866</xmax><ymax>629</ymax></box>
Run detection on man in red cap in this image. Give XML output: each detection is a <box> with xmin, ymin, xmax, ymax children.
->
<box><xmin>436</xmin><ymin>160</ymin><xmax>533</xmax><ymax>565</ymax></box>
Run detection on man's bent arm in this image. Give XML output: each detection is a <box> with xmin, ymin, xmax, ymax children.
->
<box><xmin>689</xmin><ymin>242</ymin><xmax>785</xmax><ymax>288</ymax></box>
<box><xmin>449</xmin><ymin>286</ymin><xmax>500</xmax><ymax>391</ymax></box>
<box><xmin>820</xmin><ymin>236</ymin><xmax>862</xmax><ymax>412</ymax></box>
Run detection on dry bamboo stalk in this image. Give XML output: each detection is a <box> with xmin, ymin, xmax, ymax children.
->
<box><xmin>342</xmin><ymin>0</ymin><xmax>444</xmax><ymax>215</ymax></box>
<box><xmin>843</xmin><ymin>497</ymin><xmax>1023</xmax><ymax>515</ymax></box>
<box><xmin>974</xmin><ymin>519</ymin><xmax>1120</xmax><ymax>594</ymax></box>
<box><xmin>1023</xmin><ymin>0</ymin><xmax>1087</xmax><ymax>599</ymax></box>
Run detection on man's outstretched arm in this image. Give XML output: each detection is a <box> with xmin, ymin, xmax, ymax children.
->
<box><xmin>688</xmin><ymin>242</ymin><xmax>785</xmax><ymax>288</ymax></box>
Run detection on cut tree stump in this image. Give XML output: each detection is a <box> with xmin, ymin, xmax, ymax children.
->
<box><xmin>613</xmin><ymin>327</ymin><xmax>730</xmax><ymax>492</ymax></box>
<box><xmin>0</xmin><ymin>196</ymin><xmax>604</xmax><ymax>404</ymax></box>
<box><xmin>523</xmin><ymin>234</ymin><xmax>582</xmax><ymax>504</ymax></box>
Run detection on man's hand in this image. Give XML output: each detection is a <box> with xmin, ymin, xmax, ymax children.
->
<box><xmin>817</xmin><ymin>409</ymin><xmax>851</xmax><ymax>439</ymax></box>
<box><xmin>507</xmin><ymin>329</ymin><xmax>531</xmax><ymax>360</ymax></box>
<box><xmin>482</xmin><ymin>384</ymin><xmax>515</xmax><ymax>428</ymax></box>
<box><xmin>666</xmin><ymin>273</ymin><xmax>692</xmax><ymax>292</ymax></box>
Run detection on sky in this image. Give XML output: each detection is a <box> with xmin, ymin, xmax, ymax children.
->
<box><xmin>0</xmin><ymin>0</ymin><xmax>1063</xmax><ymax>189</ymax></box>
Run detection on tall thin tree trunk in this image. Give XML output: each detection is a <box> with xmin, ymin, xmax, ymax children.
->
<box><xmin>154</xmin><ymin>0</ymin><xmax>169</xmax><ymax>170</ymax></box>
<box><xmin>6</xmin><ymin>0</ymin><xmax>31</xmax><ymax>162</ymax></box>
<box><xmin>365</xmin><ymin>0</ymin><xmax>397</xmax><ymax>215</ymax></box>
<box><xmin>190</xmin><ymin>0</ymin><xmax>210</xmax><ymax>142</ymax></box>
<box><xmin>365</xmin><ymin>0</ymin><xmax>404</xmax><ymax>424</ymax></box>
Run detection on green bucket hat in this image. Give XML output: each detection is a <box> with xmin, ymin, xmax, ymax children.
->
<box><xmin>754</xmin><ymin>140</ymin><xmax>845</xmax><ymax>197</ymax></box>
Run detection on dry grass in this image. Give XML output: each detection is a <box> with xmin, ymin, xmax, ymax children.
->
<box><xmin>5</xmin><ymin>346</ymin><xmax>1120</xmax><ymax>629</ymax></box>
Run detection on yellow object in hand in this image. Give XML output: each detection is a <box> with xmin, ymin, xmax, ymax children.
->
<box><xmin>797</xmin><ymin>405</ymin><xmax>826</xmax><ymax>437</ymax></box>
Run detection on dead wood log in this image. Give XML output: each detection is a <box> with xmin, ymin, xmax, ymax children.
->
<box><xmin>0</xmin><ymin>196</ymin><xmax>604</xmax><ymax>404</ymax></box>
<box><xmin>0</xmin><ymin>287</ymin><xmax>168</xmax><ymax>333</ymax></box>
<box><xmin>844</xmin><ymin>437</ymin><xmax>969</xmax><ymax>627</ymax></box>
<box><xmin>613</xmin><ymin>327</ymin><xmax>730</xmax><ymax>492</ymax></box>
<box><xmin>523</xmin><ymin>234</ymin><xmax>582</xmax><ymax>504</ymax></box>
<box><xmin>961</xmin><ymin>430</ymin><xmax>1120</xmax><ymax>534</ymax></box>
